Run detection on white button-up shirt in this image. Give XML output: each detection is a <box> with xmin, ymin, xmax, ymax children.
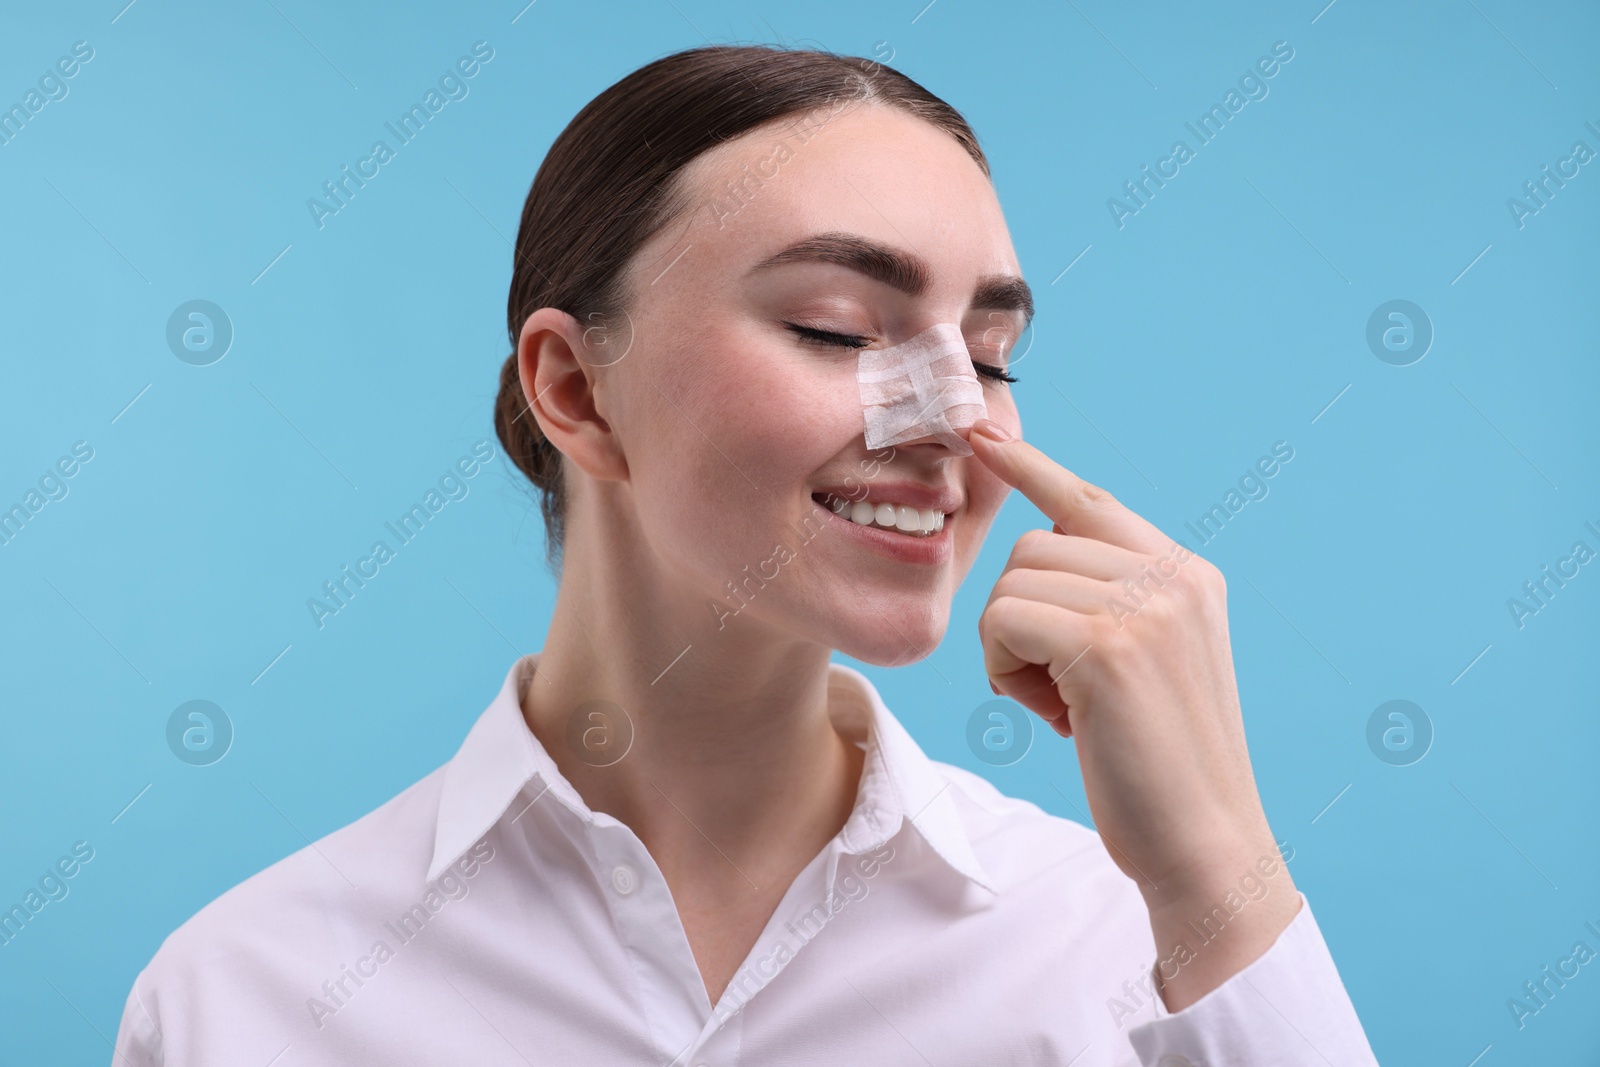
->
<box><xmin>114</xmin><ymin>654</ymin><xmax>1379</xmax><ymax>1065</ymax></box>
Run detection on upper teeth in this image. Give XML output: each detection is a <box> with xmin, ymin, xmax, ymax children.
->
<box><xmin>818</xmin><ymin>493</ymin><xmax>945</xmax><ymax>536</ymax></box>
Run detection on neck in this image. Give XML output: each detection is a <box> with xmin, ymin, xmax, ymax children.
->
<box><xmin>520</xmin><ymin>525</ymin><xmax>865</xmax><ymax>891</ymax></box>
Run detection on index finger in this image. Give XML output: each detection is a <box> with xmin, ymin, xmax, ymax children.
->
<box><xmin>967</xmin><ymin>420</ymin><xmax>1169</xmax><ymax>555</ymax></box>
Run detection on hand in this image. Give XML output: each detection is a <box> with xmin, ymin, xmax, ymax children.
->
<box><xmin>967</xmin><ymin>419</ymin><xmax>1298</xmax><ymax>1007</ymax></box>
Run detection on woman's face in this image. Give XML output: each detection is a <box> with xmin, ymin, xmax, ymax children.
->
<box><xmin>586</xmin><ymin>101</ymin><xmax>1029</xmax><ymax>667</ymax></box>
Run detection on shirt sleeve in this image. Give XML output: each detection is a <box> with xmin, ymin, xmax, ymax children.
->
<box><xmin>1125</xmin><ymin>892</ymin><xmax>1380</xmax><ymax>1066</ymax></box>
<box><xmin>112</xmin><ymin>968</ymin><xmax>163</xmax><ymax>1066</ymax></box>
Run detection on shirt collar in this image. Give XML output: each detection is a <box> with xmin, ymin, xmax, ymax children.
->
<box><xmin>428</xmin><ymin>653</ymin><xmax>995</xmax><ymax>895</ymax></box>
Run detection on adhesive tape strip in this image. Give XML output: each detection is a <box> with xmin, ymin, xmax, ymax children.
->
<box><xmin>857</xmin><ymin>322</ymin><xmax>987</xmax><ymax>456</ymax></box>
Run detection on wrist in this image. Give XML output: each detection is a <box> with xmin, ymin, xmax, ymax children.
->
<box><xmin>1138</xmin><ymin>836</ymin><xmax>1301</xmax><ymax>1013</ymax></box>
<box><xmin>1136</xmin><ymin>821</ymin><xmax>1291</xmax><ymax>914</ymax></box>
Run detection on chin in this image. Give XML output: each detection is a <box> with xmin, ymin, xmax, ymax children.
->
<box><xmin>833</xmin><ymin>615</ymin><xmax>950</xmax><ymax>669</ymax></box>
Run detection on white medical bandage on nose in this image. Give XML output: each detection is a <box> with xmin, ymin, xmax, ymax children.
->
<box><xmin>856</xmin><ymin>322</ymin><xmax>988</xmax><ymax>457</ymax></box>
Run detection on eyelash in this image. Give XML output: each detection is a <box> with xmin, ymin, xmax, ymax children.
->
<box><xmin>782</xmin><ymin>323</ymin><xmax>1020</xmax><ymax>384</ymax></box>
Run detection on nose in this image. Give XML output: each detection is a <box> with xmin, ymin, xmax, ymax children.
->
<box><xmin>859</xmin><ymin>323</ymin><xmax>988</xmax><ymax>456</ymax></box>
<box><xmin>895</xmin><ymin>371</ymin><xmax>986</xmax><ymax>455</ymax></box>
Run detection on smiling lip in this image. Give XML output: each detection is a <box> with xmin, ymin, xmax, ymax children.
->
<box><xmin>809</xmin><ymin>482</ymin><xmax>964</xmax><ymax>512</ymax></box>
<box><xmin>808</xmin><ymin>492</ymin><xmax>956</xmax><ymax>567</ymax></box>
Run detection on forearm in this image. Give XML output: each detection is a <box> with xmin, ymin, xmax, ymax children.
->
<box><xmin>1139</xmin><ymin>837</ymin><xmax>1301</xmax><ymax>1013</ymax></box>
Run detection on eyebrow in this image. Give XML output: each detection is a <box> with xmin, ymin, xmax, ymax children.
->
<box><xmin>749</xmin><ymin>231</ymin><xmax>1034</xmax><ymax>327</ymax></box>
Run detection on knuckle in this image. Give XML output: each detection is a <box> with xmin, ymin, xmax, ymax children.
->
<box><xmin>986</xmin><ymin>595</ymin><xmax>1037</xmax><ymax>653</ymax></box>
<box><xmin>978</xmin><ymin>593</ymin><xmax>1017</xmax><ymax>638</ymax></box>
<box><xmin>990</xmin><ymin>569</ymin><xmax>1025</xmax><ymax>603</ymax></box>
<box><xmin>1011</xmin><ymin>527</ymin><xmax>1054</xmax><ymax>564</ymax></box>
<box><xmin>1072</xmin><ymin>479</ymin><xmax>1116</xmax><ymax>512</ymax></box>
<box><xmin>996</xmin><ymin>593</ymin><xmax>1031</xmax><ymax>623</ymax></box>
<box><xmin>1089</xmin><ymin>615</ymin><xmax>1133</xmax><ymax>658</ymax></box>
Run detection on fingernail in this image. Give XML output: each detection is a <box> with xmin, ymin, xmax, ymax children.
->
<box><xmin>971</xmin><ymin>418</ymin><xmax>1010</xmax><ymax>443</ymax></box>
<box><xmin>989</xmin><ymin>679</ymin><xmax>1001</xmax><ymax>695</ymax></box>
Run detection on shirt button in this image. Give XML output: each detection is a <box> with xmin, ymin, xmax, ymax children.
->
<box><xmin>610</xmin><ymin>864</ymin><xmax>638</xmax><ymax>895</ymax></box>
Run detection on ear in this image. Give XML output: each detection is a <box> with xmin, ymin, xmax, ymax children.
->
<box><xmin>516</xmin><ymin>307</ymin><xmax>629</xmax><ymax>483</ymax></box>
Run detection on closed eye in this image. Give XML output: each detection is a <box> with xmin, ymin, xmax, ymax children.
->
<box><xmin>782</xmin><ymin>323</ymin><xmax>1019</xmax><ymax>384</ymax></box>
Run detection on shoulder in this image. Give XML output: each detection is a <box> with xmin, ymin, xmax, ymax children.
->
<box><xmin>915</xmin><ymin>759</ymin><xmax>1170</xmax><ymax>1033</ymax></box>
<box><xmin>923</xmin><ymin>757</ymin><xmax>1160</xmax><ymax>994</ymax></box>
<box><xmin>929</xmin><ymin>757</ymin><xmax>1143</xmax><ymax>905</ymax></box>
<box><xmin>931</xmin><ymin>757</ymin><xmax>1098</xmax><ymax>848</ymax></box>
<box><xmin>128</xmin><ymin>763</ymin><xmax>449</xmax><ymax>1016</ymax></box>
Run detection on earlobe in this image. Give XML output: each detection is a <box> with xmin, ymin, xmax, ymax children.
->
<box><xmin>516</xmin><ymin>308</ymin><xmax>628</xmax><ymax>482</ymax></box>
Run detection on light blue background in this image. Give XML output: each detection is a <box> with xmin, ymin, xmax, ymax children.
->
<box><xmin>1</xmin><ymin>1</ymin><xmax>1596</xmax><ymax>1063</ymax></box>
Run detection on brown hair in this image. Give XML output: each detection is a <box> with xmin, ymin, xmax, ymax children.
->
<box><xmin>492</xmin><ymin>44</ymin><xmax>988</xmax><ymax>570</ymax></box>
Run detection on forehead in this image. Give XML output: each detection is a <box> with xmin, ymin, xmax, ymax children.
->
<box><xmin>641</xmin><ymin>102</ymin><xmax>1021</xmax><ymax>299</ymax></box>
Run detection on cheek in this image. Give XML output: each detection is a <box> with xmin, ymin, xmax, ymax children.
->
<box><xmin>962</xmin><ymin>462</ymin><xmax>1010</xmax><ymax>541</ymax></box>
<box><xmin>983</xmin><ymin>387</ymin><xmax>1021</xmax><ymax>433</ymax></box>
<box><xmin>624</xmin><ymin>336</ymin><xmax>860</xmax><ymax>566</ymax></box>
<box><xmin>713</xmin><ymin>344</ymin><xmax>862</xmax><ymax>485</ymax></box>
<box><xmin>713</xmin><ymin>335</ymin><xmax>870</xmax><ymax>483</ymax></box>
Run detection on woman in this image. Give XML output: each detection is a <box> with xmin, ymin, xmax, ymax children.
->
<box><xmin>115</xmin><ymin>45</ymin><xmax>1379</xmax><ymax>1065</ymax></box>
